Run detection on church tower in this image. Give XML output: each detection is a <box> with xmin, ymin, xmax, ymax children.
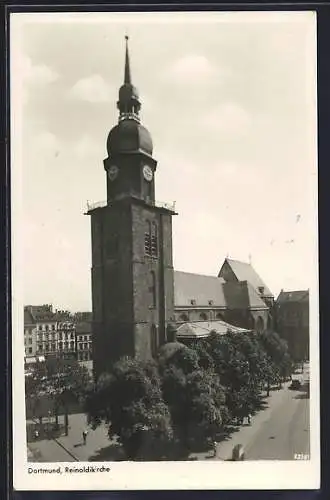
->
<box><xmin>87</xmin><ymin>37</ymin><xmax>176</xmax><ymax>379</ymax></box>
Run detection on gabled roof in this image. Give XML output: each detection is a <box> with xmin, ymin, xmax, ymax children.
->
<box><xmin>219</xmin><ymin>258</ymin><xmax>273</xmax><ymax>297</ymax></box>
<box><xmin>174</xmin><ymin>271</ymin><xmax>226</xmax><ymax>308</ymax></box>
<box><xmin>276</xmin><ymin>290</ymin><xmax>309</xmax><ymax>304</ymax></box>
<box><xmin>176</xmin><ymin>320</ymin><xmax>250</xmax><ymax>339</ymax></box>
<box><xmin>223</xmin><ymin>281</ymin><xmax>268</xmax><ymax>310</ymax></box>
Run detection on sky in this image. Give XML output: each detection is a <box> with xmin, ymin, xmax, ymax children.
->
<box><xmin>11</xmin><ymin>11</ymin><xmax>318</xmax><ymax>312</ymax></box>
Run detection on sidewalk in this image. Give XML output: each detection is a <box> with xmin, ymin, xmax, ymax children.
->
<box><xmin>55</xmin><ymin>413</ymin><xmax>121</xmax><ymax>461</ymax></box>
<box><xmin>215</xmin><ymin>383</ymin><xmax>292</xmax><ymax>460</ymax></box>
<box><xmin>27</xmin><ymin>413</ymin><xmax>120</xmax><ymax>462</ymax></box>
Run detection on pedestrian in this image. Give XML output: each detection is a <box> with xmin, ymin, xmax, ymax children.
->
<box><xmin>247</xmin><ymin>414</ymin><xmax>251</xmax><ymax>425</ymax></box>
<box><xmin>232</xmin><ymin>444</ymin><xmax>245</xmax><ymax>461</ymax></box>
<box><xmin>82</xmin><ymin>429</ymin><xmax>88</xmax><ymax>445</ymax></box>
<box><xmin>34</xmin><ymin>429</ymin><xmax>39</xmax><ymax>440</ymax></box>
<box><xmin>213</xmin><ymin>440</ymin><xmax>217</xmax><ymax>457</ymax></box>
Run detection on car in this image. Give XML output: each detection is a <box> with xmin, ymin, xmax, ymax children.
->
<box><xmin>289</xmin><ymin>379</ymin><xmax>301</xmax><ymax>390</ymax></box>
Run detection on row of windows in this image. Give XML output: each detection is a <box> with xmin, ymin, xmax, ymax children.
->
<box><xmin>37</xmin><ymin>342</ymin><xmax>75</xmax><ymax>352</ymax></box>
<box><xmin>38</xmin><ymin>324</ymin><xmax>56</xmax><ymax>331</ymax></box>
<box><xmin>177</xmin><ymin>312</ymin><xmax>225</xmax><ymax>322</ymax></box>
<box><xmin>34</xmin><ymin>333</ymin><xmax>88</xmax><ymax>341</ymax></box>
<box><xmin>36</xmin><ymin>324</ymin><xmax>75</xmax><ymax>332</ymax></box>
<box><xmin>78</xmin><ymin>343</ymin><xmax>91</xmax><ymax>350</ymax></box>
<box><xmin>37</xmin><ymin>334</ymin><xmax>75</xmax><ymax>342</ymax></box>
<box><xmin>77</xmin><ymin>352</ymin><xmax>91</xmax><ymax>361</ymax></box>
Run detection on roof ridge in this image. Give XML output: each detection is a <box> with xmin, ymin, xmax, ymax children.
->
<box><xmin>174</xmin><ymin>269</ymin><xmax>223</xmax><ymax>279</ymax></box>
<box><xmin>226</xmin><ymin>257</ymin><xmax>251</xmax><ymax>265</ymax></box>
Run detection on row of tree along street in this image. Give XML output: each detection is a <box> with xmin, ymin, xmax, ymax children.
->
<box><xmin>25</xmin><ymin>329</ymin><xmax>296</xmax><ymax>459</ymax></box>
<box><xmin>84</xmin><ymin>329</ymin><xmax>295</xmax><ymax>460</ymax></box>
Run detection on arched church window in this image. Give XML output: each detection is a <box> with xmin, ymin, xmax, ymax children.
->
<box><xmin>256</xmin><ymin>316</ymin><xmax>264</xmax><ymax>333</ymax></box>
<box><xmin>149</xmin><ymin>271</ymin><xmax>157</xmax><ymax>308</ymax></box>
<box><xmin>216</xmin><ymin>312</ymin><xmax>224</xmax><ymax>320</ymax></box>
<box><xmin>150</xmin><ymin>324</ymin><xmax>158</xmax><ymax>358</ymax></box>
<box><xmin>200</xmin><ymin>312</ymin><xmax>208</xmax><ymax>321</ymax></box>
<box><xmin>179</xmin><ymin>313</ymin><xmax>189</xmax><ymax>322</ymax></box>
<box><xmin>144</xmin><ymin>220</ymin><xmax>152</xmax><ymax>256</ymax></box>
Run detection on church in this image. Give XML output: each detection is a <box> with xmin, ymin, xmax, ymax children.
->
<box><xmin>87</xmin><ymin>38</ymin><xmax>273</xmax><ymax>379</ymax></box>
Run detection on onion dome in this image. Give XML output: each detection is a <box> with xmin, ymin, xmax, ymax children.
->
<box><xmin>107</xmin><ymin>35</ymin><xmax>153</xmax><ymax>156</ymax></box>
<box><xmin>107</xmin><ymin>120</ymin><xmax>153</xmax><ymax>156</ymax></box>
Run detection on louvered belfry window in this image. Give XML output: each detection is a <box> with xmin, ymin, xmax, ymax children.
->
<box><xmin>144</xmin><ymin>220</ymin><xmax>152</xmax><ymax>256</ymax></box>
<box><xmin>145</xmin><ymin>220</ymin><xmax>158</xmax><ymax>258</ymax></box>
<box><xmin>151</xmin><ymin>222</ymin><xmax>158</xmax><ymax>257</ymax></box>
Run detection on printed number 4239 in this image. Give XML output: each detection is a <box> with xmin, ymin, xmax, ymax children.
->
<box><xmin>294</xmin><ymin>453</ymin><xmax>310</xmax><ymax>460</ymax></box>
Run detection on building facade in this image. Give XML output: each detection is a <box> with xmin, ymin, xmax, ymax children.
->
<box><xmin>57</xmin><ymin>320</ymin><xmax>76</xmax><ymax>359</ymax></box>
<box><xmin>76</xmin><ymin>321</ymin><xmax>93</xmax><ymax>362</ymax></box>
<box><xmin>24</xmin><ymin>308</ymin><xmax>37</xmax><ymax>358</ymax></box>
<box><xmin>24</xmin><ymin>305</ymin><xmax>88</xmax><ymax>364</ymax></box>
<box><xmin>274</xmin><ymin>290</ymin><xmax>309</xmax><ymax>361</ymax></box>
<box><xmin>173</xmin><ymin>260</ymin><xmax>272</xmax><ymax>334</ymax></box>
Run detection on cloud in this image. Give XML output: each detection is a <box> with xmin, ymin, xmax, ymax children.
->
<box><xmin>202</xmin><ymin>102</ymin><xmax>250</xmax><ymax>134</ymax></box>
<box><xmin>162</xmin><ymin>54</ymin><xmax>227</xmax><ymax>86</ymax></box>
<box><xmin>69</xmin><ymin>74</ymin><xmax>115</xmax><ymax>103</ymax></box>
<box><xmin>72</xmin><ymin>135</ymin><xmax>100</xmax><ymax>161</ymax></box>
<box><xmin>21</xmin><ymin>56</ymin><xmax>59</xmax><ymax>86</ymax></box>
<box><xmin>34</xmin><ymin>131</ymin><xmax>60</xmax><ymax>151</ymax></box>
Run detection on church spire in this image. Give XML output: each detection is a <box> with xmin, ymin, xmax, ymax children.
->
<box><xmin>124</xmin><ymin>35</ymin><xmax>131</xmax><ymax>84</ymax></box>
<box><xmin>117</xmin><ymin>35</ymin><xmax>141</xmax><ymax>123</ymax></box>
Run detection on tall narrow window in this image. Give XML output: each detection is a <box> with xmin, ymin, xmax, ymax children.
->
<box><xmin>150</xmin><ymin>324</ymin><xmax>158</xmax><ymax>358</ymax></box>
<box><xmin>144</xmin><ymin>220</ymin><xmax>152</xmax><ymax>256</ymax></box>
<box><xmin>149</xmin><ymin>271</ymin><xmax>157</xmax><ymax>308</ymax></box>
<box><xmin>106</xmin><ymin>232</ymin><xmax>118</xmax><ymax>258</ymax></box>
<box><xmin>151</xmin><ymin>222</ymin><xmax>158</xmax><ymax>257</ymax></box>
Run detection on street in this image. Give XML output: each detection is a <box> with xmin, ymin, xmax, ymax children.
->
<box><xmin>215</xmin><ymin>363</ymin><xmax>310</xmax><ymax>461</ymax></box>
<box><xmin>246</xmin><ymin>380</ymin><xmax>309</xmax><ymax>460</ymax></box>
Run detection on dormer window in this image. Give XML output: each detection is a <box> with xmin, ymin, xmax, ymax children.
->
<box><xmin>258</xmin><ymin>286</ymin><xmax>265</xmax><ymax>295</ymax></box>
<box><xmin>208</xmin><ymin>300</ymin><xmax>214</xmax><ymax>306</ymax></box>
<box><xmin>190</xmin><ymin>299</ymin><xmax>196</xmax><ymax>306</ymax></box>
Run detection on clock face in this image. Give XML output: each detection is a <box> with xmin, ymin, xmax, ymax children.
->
<box><xmin>143</xmin><ymin>165</ymin><xmax>153</xmax><ymax>182</ymax></box>
<box><xmin>108</xmin><ymin>165</ymin><xmax>119</xmax><ymax>181</ymax></box>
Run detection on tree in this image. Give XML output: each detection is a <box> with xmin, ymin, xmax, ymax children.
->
<box><xmin>159</xmin><ymin>343</ymin><xmax>226</xmax><ymax>452</ymax></box>
<box><xmin>159</xmin><ymin>342</ymin><xmax>200</xmax><ymax>375</ymax></box>
<box><xmin>201</xmin><ymin>331</ymin><xmax>272</xmax><ymax>421</ymax></box>
<box><xmin>85</xmin><ymin>358</ymin><xmax>173</xmax><ymax>460</ymax></box>
<box><xmin>259</xmin><ymin>331</ymin><xmax>293</xmax><ymax>386</ymax></box>
<box><xmin>25</xmin><ymin>356</ymin><xmax>92</xmax><ymax>435</ymax></box>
